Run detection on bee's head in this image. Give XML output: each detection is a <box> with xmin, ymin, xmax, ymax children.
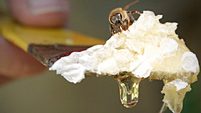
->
<box><xmin>109</xmin><ymin>8</ymin><xmax>129</xmax><ymax>26</ymax></box>
<box><xmin>108</xmin><ymin>0</ymin><xmax>140</xmax><ymax>34</ymax></box>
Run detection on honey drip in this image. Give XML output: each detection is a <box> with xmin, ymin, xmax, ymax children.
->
<box><xmin>115</xmin><ymin>74</ymin><xmax>141</xmax><ymax>108</ymax></box>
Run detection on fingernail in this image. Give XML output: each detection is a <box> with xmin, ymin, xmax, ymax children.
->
<box><xmin>28</xmin><ymin>0</ymin><xmax>69</xmax><ymax>15</ymax></box>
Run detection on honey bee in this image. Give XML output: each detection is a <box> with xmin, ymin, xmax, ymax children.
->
<box><xmin>109</xmin><ymin>0</ymin><xmax>141</xmax><ymax>35</ymax></box>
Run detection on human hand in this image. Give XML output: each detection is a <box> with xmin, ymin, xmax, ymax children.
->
<box><xmin>0</xmin><ymin>0</ymin><xmax>69</xmax><ymax>84</ymax></box>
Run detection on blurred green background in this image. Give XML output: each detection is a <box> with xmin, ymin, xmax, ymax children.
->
<box><xmin>0</xmin><ymin>0</ymin><xmax>200</xmax><ymax>113</ymax></box>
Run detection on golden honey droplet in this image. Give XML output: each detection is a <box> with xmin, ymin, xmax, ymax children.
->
<box><xmin>115</xmin><ymin>74</ymin><xmax>141</xmax><ymax>108</ymax></box>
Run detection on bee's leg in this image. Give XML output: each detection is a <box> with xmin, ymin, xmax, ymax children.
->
<box><xmin>121</xmin><ymin>20</ymin><xmax>129</xmax><ymax>31</ymax></box>
<box><xmin>110</xmin><ymin>25</ymin><xmax>121</xmax><ymax>35</ymax></box>
<box><xmin>131</xmin><ymin>10</ymin><xmax>141</xmax><ymax>15</ymax></box>
<box><xmin>127</xmin><ymin>11</ymin><xmax>136</xmax><ymax>25</ymax></box>
<box><xmin>128</xmin><ymin>10</ymin><xmax>141</xmax><ymax>24</ymax></box>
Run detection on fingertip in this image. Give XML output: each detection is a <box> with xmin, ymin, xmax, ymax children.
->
<box><xmin>7</xmin><ymin>0</ymin><xmax>69</xmax><ymax>27</ymax></box>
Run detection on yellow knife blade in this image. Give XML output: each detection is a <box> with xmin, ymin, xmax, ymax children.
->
<box><xmin>0</xmin><ymin>18</ymin><xmax>105</xmax><ymax>66</ymax></box>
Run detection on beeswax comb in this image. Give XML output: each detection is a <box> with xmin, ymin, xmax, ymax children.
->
<box><xmin>0</xmin><ymin>18</ymin><xmax>104</xmax><ymax>67</ymax></box>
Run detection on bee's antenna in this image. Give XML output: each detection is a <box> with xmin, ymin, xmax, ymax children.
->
<box><xmin>123</xmin><ymin>0</ymin><xmax>139</xmax><ymax>10</ymax></box>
